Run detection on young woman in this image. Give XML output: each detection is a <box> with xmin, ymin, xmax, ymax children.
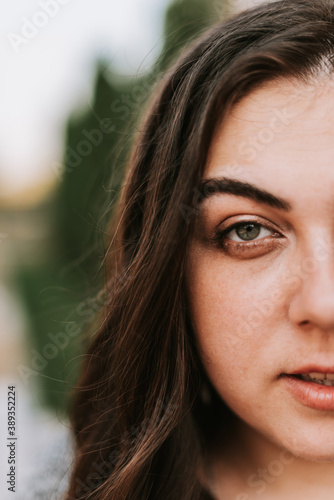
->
<box><xmin>65</xmin><ymin>1</ymin><xmax>334</xmax><ymax>498</ymax></box>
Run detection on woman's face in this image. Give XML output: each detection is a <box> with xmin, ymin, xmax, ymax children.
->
<box><xmin>186</xmin><ymin>76</ymin><xmax>334</xmax><ymax>461</ymax></box>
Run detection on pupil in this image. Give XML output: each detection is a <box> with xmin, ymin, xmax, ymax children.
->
<box><xmin>236</xmin><ymin>223</ymin><xmax>260</xmax><ymax>241</ymax></box>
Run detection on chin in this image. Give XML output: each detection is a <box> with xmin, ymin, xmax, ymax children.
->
<box><xmin>279</xmin><ymin>430</ymin><xmax>334</xmax><ymax>463</ymax></box>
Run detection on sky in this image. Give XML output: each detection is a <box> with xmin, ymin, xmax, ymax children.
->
<box><xmin>1</xmin><ymin>0</ymin><xmax>169</xmax><ymax>199</ymax></box>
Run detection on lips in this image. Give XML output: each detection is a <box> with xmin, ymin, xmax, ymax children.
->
<box><xmin>281</xmin><ymin>374</ymin><xmax>334</xmax><ymax>411</ymax></box>
<box><xmin>279</xmin><ymin>363</ymin><xmax>334</xmax><ymax>410</ymax></box>
<box><xmin>286</xmin><ymin>365</ymin><xmax>334</xmax><ymax>376</ymax></box>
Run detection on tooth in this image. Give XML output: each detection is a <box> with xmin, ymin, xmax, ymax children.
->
<box><xmin>300</xmin><ymin>374</ymin><xmax>312</xmax><ymax>382</ymax></box>
<box><xmin>308</xmin><ymin>372</ymin><xmax>326</xmax><ymax>379</ymax></box>
<box><xmin>323</xmin><ymin>379</ymin><xmax>333</xmax><ymax>386</ymax></box>
<box><xmin>326</xmin><ymin>374</ymin><xmax>334</xmax><ymax>380</ymax></box>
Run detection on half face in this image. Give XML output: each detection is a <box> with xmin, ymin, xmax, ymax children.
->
<box><xmin>186</xmin><ymin>76</ymin><xmax>334</xmax><ymax>461</ymax></box>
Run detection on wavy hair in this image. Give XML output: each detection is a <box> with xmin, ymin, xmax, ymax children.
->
<box><xmin>65</xmin><ymin>1</ymin><xmax>334</xmax><ymax>498</ymax></box>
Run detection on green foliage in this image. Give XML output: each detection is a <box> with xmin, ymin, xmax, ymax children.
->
<box><xmin>157</xmin><ymin>0</ymin><xmax>226</xmax><ymax>71</ymax></box>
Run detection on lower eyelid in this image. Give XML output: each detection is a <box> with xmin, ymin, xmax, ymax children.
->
<box><xmin>219</xmin><ymin>235</ymin><xmax>284</xmax><ymax>257</ymax></box>
<box><xmin>223</xmin><ymin>233</ymin><xmax>281</xmax><ymax>247</ymax></box>
<box><xmin>213</xmin><ymin>225</ymin><xmax>285</xmax><ymax>254</ymax></box>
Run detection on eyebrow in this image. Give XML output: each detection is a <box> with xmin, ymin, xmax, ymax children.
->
<box><xmin>198</xmin><ymin>177</ymin><xmax>292</xmax><ymax>212</ymax></box>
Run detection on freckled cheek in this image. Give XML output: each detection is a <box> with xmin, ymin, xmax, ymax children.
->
<box><xmin>188</xmin><ymin>257</ymin><xmax>262</xmax><ymax>341</ymax></box>
<box><xmin>191</xmin><ymin>286</ymin><xmax>267</xmax><ymax>410</ymax></box>
<box><xmin>187</xmin><ymin>257</ymin><xmax>276</xmax><ymax>386</ymax></box>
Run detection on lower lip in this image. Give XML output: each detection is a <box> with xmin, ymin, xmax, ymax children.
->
<box><xmin>281</xmin><ymin>375</ymin><xmax>334</xmax><ymax>411</ymax></box>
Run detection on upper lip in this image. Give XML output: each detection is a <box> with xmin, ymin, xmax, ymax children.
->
<box><xmin>286</xmin><ymin>365</ymin><xmax>334</xmax><ymax>375</ymax></box>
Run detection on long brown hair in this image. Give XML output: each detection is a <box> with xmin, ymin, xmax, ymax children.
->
<box><xmin>65</xmin><ymin>1</ymin><xmax>334</xmax><ymax>498</ymax></box>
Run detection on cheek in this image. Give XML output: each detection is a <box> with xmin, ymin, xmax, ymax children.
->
<box><xmin>187</xmin><ymin>249</ymin><xmax>288</xmax><ymax>411</ymax></box>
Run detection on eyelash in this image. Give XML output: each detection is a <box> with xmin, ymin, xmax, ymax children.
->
<box><xmin>210</xmin><ymin>220</ymin><xmax>283</xmax><ymax>255</ymax></box>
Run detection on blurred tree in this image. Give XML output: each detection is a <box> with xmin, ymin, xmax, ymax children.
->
<box><xmin>15</xmin><ymin>0</ymin><xmax>228</xmax><ymax>415</ymax></box>
<box><xmin>157</xmin><ymin>0</ymin><xmax>227</xmax><ymax>71</ymax></box>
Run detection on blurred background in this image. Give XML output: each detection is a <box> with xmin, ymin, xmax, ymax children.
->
<box><xmin>0</xmin><ymin>0</ymin><xmax>265</xmax><ymax>496</ymax></box>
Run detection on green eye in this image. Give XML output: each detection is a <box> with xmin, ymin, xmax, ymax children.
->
<box><xmin>234</xmin><ymin>223</ymin><xmax>261</xmax><ymax>241</ymax></box>
<box><xmin>209</xmin><ymin>218</ymin><xmax>283</xmax><ymax>257</ymax></box>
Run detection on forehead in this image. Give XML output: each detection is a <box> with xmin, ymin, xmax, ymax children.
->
<box><xmin>203</xmin><ymin>77</ymin><xmax>334</xmax><ymax>207</ymax></box>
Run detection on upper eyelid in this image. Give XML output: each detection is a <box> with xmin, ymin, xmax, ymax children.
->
<box><xmin>223</xmin><ymin>222</ymin><xmax>275</xmax><ymax>238</ymax></box>
<box><xmin>217</xmin><ymin>215</ymin><xmax>283</xmax><ymax>235</ymax></box>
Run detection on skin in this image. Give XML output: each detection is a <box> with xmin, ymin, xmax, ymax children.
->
<box><xmin>186</xmin><ymin>76</ymin><xmax>334</xmax><ymax>499</ymax></box>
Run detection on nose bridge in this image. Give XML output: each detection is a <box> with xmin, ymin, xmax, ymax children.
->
<box><xmin>308</xmin><ymin>244</ymin><xmax>334</xmax><ymax>292</ymax></box>
<box><xmin>289</xmin><ymin>233</ymin><xmax>334</xmax><ymax>330</ymax></box>
<box><xmin>311</xmin><ymin>233</ymin><xmax>334</xmax><ymax>271</ymax></box>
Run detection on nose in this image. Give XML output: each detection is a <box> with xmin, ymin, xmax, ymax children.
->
<box><xmin>288</xmin><ymin>239</ymin><xmax>334</xmax><ymax>332</ymax></box>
